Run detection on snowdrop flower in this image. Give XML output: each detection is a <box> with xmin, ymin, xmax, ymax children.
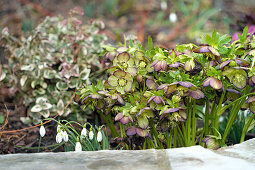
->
<box><xmin>169</xmin><ymin>12</ymin><xmax>177</xmax><ymax>23</ymax></box>
<box><xmin>62</xmin><ymin>130</ymin><xmax>69</xmax><ymax>142</ymax></box>
<box><xmin>97</xmin><ymin>130</ymin><xmax>102</xmax><ymax>142</ymax></box>
<box><xmin>56</xmin><ymin>131</ymin><xmax>63</xmax><ymax>143</ymax></box>
<box><xmin>89</xmin><ymin>130</ymin><xmax>94</xmax><ymax>140</ymax></box>
<box><xmin>75</xmin><ymin>141</ymin><xmax>82</xmax><ymax>152</ymax></box>
<box><xmin>57</xmin><ymin>124</ymin><xmax>61</xmax><ymax>132</ymax></box>
<box><xmin>160</xmin><ymin>1</ymin><xmax>167</xmax><ymax>11</ymax></box>
<box><xmin>40</xmin><ymin>124</ymin><xmax>46</xmax><ymax>137</ymax></box>
<box><xmin>81</xmin><ymin>128</ymin><xmax>87</xmax><ymax>138</ymax></box>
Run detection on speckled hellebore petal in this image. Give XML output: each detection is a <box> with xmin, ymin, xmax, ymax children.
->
<box><xmin>117</xmin><ymin>52</ymin><xmax>130</xmax><ymax>62</ymax></box>
<box><xmin>126</xmin><ymin>126</ymin><xmax>137</xmax><ymax>136</ymax></box>
<box><xmin>113</xmin><ymin>70</ymin><xmax>126</xmax><ymax>78</ymax></box>
<box><xmin>108</xmin><ymin>75</ymin><xmax>118</xmax><ymax>87</ymax></box>
<box><xmin>124</xmin><ymin>81</ymin><xmax>132</xmax><ymax>92</ymax></box>
<box><xmin>126</xmin><ymin>67</ymin><xmax>137</xmax><ymax>76</ymax></box>
<box><xmin>210</xmin><ymin>78</ymin><xmax>223</xmax><ymax>90</ymax></box>
<box><xmin>146</xmin><ymin>79</ymin><xmax>158</xmax><ymax>90</ymax></box>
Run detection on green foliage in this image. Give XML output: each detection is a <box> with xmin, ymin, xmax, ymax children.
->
<box><xmin>0</xmin><ymin>8</ymin><xmax>108</xmax><ymax>124</ymax></box>
<box><xmin>78</xmin><ymin>27</ymin><xmax>255</xmax><ymax>149</ymax></box>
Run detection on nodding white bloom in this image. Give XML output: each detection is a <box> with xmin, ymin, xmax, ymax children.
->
<box><xmin>89</xmin><ymin>130</ymin><xmax>94</xmax><ymax>140</ymax></box>
<box><xmin>56</xmin><ymin>131</ymin><xmax>63</xmax><ymax>143</ymax></box>
<box><xmin>160</xmin><ymin>1</ymin><xmax>167</xmax><ymax>11</ymax></box>
<box><xmin>40</xmin><ymin>125</ymin><xmax>46</xmax><ymax>137</ymax></box>
<box><xmin>62</xmin><ymin>130</ymin><xmax>69</xmax><ymax>142</ymax></box>
<box><xmin>81</xmin><ymin>128</ymin><xmax>87</xmax><ymax>138</ymax></box>
<box><xmin>97</xmin><ymin>131</ymin><xmax>102</xmax><ymax>142</ymax></box>
<box><xmin>75</xmin><ymin>142</ymin><xmax>82</xmax><ymax>152</ymax></box>
<box><xmin>169</xmin><ymin>12</ymin><xmax>177</xmax><ymax>23</ymax></box>
<box><xmin>57</xmin><ymin>125</ymin><xmax>61</xmax><ymax>132</ymax></box>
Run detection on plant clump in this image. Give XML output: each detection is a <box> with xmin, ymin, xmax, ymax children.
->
<box><xmin>0</xmin><ymin>8</ymin><xmax>108</xmax><ymax>124</ymax></box>
<box><xmin>77</xmin><ymin>26</ymin><xmax>255</xmax><ymax>149</ymax></box>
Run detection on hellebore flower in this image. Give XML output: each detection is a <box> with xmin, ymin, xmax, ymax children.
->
<box><xmin>148</xmin><ymin>96</ymin><xmax>165</xmax><ymax>110</ymax></box>
<box><xmin>203</xmin><ymin>77</ymin><xmax>223</xmax><ymax>90</ymax></box>
<box><xmin>151</xmin><ymin>60</ymin><xmax>167</xmax><ymax>72</ymax></box>
<box><xmin>134</xmin><ymin>50</ymin><xmax>154</xmax><ymax>73</ymax></box>
<box><xmin>81</xmin><ymin>94</ymin><xmax>105</xmax><ymax>109</ymax></box>
<box><xmin>75</xmin><ymin>141</ymin><xmax>82</xmax><ymax>152</ymax></box>
<box><xmin>40</xmin><ymin>124</ymin><xmax>46</xmax><ymax>137</ymax></box>
<box><xmin>193</xmin><ymin>46</ymin><xmax>220</xmax><ymax>63</ymax></box>
<box><xmin>136</xmin><ymin>107</ymin><xmax>154</xmax><ymax>129</ymax></box>
<box><xmin>248</xmin><ymin>76</ymin><xmax>255</xmax><ymax>87</ymax></box>
<box><xmin>56</xmin><ymin>131</ymin><xmax>63</xmax><ymax>143</ymax></box>
<box><xmin>113</xmin><ymin>52</ymin><xmax>137</xmax><ymax>76</ymax></box>
<box><xmin>202</xmin><ymin>136</ymin><xmax>219</xmax><ymax>150</ymax></box>
<box><xmin>62</xmin><ymin>130</ymin><xmax>69</xmax><ymax>142</ymax></box>
<box><xmin>115</xmin><ymin>112</ymin><xmax>133</xmax><ymax>125</ymax></box>
<box><xmin>89</xmin><ymin>130</ymin><xmax>94</xmax><ymax>140</ymax></box>
<box><xmin>187</xmin><ymin>89</ymin><xmax>205</xmax><ymax>100</ymax></box>
<box><xmin>226</xmin><ymin>89</ymin><xmax>241</xmax><ymax>101</ymax></box>
<box><xmin>126</xmin><ymin>126</ymin><xmax>149</xmax><ymax>137</ymax></box>
<box><xmin>104</xmin><ymin>51</ymin><xmax>117</xmax><ymax>63</ymax></box>
<box><xmin>97</xmin><ymin>130</ymin><xmax>103</xmax><ymax>142</ymax></box>
<box><xmin>108</xmin><ymin>70</ymin><xmax>133</xmax><ymax>94</ymax></box>
<box><xmin>146</xmin><ymin>79</ymin><xmax>158</xmax><ymax>90</ymax></box>
<box><xmin>222</xmin><ymin>68</ymin><xmax>247</xmax><ymax>89</ymax></box>
<box><xmin>160</xmin><ymin>107</ymin><xmax>187</xmax><ymax>122</ymax></box>
<box><xmin>246</xmin><ymin>96</ymin><xmax>255</xmax><ymax>113</ymax></box>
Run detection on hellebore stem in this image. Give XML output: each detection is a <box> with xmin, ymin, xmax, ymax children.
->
<box><xmin>240</xmin><ymin>114</ymin><xmax>255</xmax><ymax>143</ymax></box>
<box><xmin>186</xmin><ymin>97</ymin><xmax>192</xmax><ymax>146</ymax></box>
<box><xmin>204</xmin><ymin>100</ymin><xmax>210</xmax><ymax>136</ymax></box>
<box><xmin>173</xmin><ymin>127</ymin><xmax>178</xmax><ymax>148</ymax></box>
<box><xmin>177</xmin><ymin>125</ymin><xmax>187</xmax><ymax>146</ymax></box>
<box><xmin>119</xmin><ymin>122</ymin><xmax>126</xmax><ymax>138</ymax></box>
<box><xmin>191</xmin><ymin>99</ymin><xmax>197</xmax><ymax>145</ymax></box>
<box><xmin>222</xmin><ymin>86</ymin><xmax>251</xmax><ymax>144</ymax></box>
<box><xmin>214</xmin><ymin>90</ymin><xmax>226</xmax><ymax>136</ymax></box>
<box><xmin>99</xmin><ymin>111</ymin><xmax>119</xmax><ymax>138</ymax></box>
<box><xmin>149</xmin><ymin>120</ymin><xmax>164</xmax><ymax>149</ymax></box>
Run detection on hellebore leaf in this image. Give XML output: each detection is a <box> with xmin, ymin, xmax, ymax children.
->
<box><xmin>138</xmin><ymin>116</ymin><xmax>149</xmax><ymax>129</ymax></box>
<box><xmin>126</xmin><ymin>126</ymin><xmax>137</xmax><ymax>136</ymax></box>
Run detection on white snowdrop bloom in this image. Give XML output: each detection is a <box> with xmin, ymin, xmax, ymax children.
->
<box><xmin>75</xmin><ymin>142</ymin><xmax>82</xmax><ymax>152</ymax></box>
<box><xmin>56</xmin><ymin>132</ymin><xmax>63</xmax><ymax>143</ymax></box>
<box><xmin>169</xmin><ymin>13</ymin><xmax>177</xmax><ymax>23</ymax></box>
<box><xmin>81</xmin><ymin>128</ymin><xmax>87</xmax><ymax>138</ymax></box>
<box><xmin>160</xmin><ymin>1</ymin><xmax>167</xmax><ymax>11</ymax></box>
<box><xmin>40</xmin><ymin>125</ymin><xmax>46</xmax><ymax>137</ymax></box>
<box><xmin>89</xmin><ymin>130</ymin><xmax>94</xmax><ymax>140</ymax></box>
<box><xmin>57</xmin><ymin>125</ymin><xmax>61</xmax><ymax>132</ymax></box>
<box><xmin>62</xmin><ymin>130</ymin><xmax>69</xmax><ymax>142</ymax></box>
<box><xmin>97</xmin><ymin>131</ymin><xmax>102</xmax><ymax>142</ymax></box>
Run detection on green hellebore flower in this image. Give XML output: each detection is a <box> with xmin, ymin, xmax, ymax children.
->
<box><xmin>108</xmin><ymin>70</ymin><xmax>133</xmax><ymax>94</ymax></box>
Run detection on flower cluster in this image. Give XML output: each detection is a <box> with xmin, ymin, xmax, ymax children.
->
<box><xmin>78</xmin><ymin>26</ymin><xmax>255</xmax><ymax>149</ymax></box>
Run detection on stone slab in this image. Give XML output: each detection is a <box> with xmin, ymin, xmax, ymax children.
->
<box><xmin>1</xmin><ymin>138</ymin><xmax>255</xmax><ymax>170</ymax></box>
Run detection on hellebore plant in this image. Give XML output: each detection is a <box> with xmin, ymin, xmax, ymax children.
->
<box><xmin>78</xmin><ymin>26</ymin><xmax>255</xmax><ymax>150</ymax></box>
